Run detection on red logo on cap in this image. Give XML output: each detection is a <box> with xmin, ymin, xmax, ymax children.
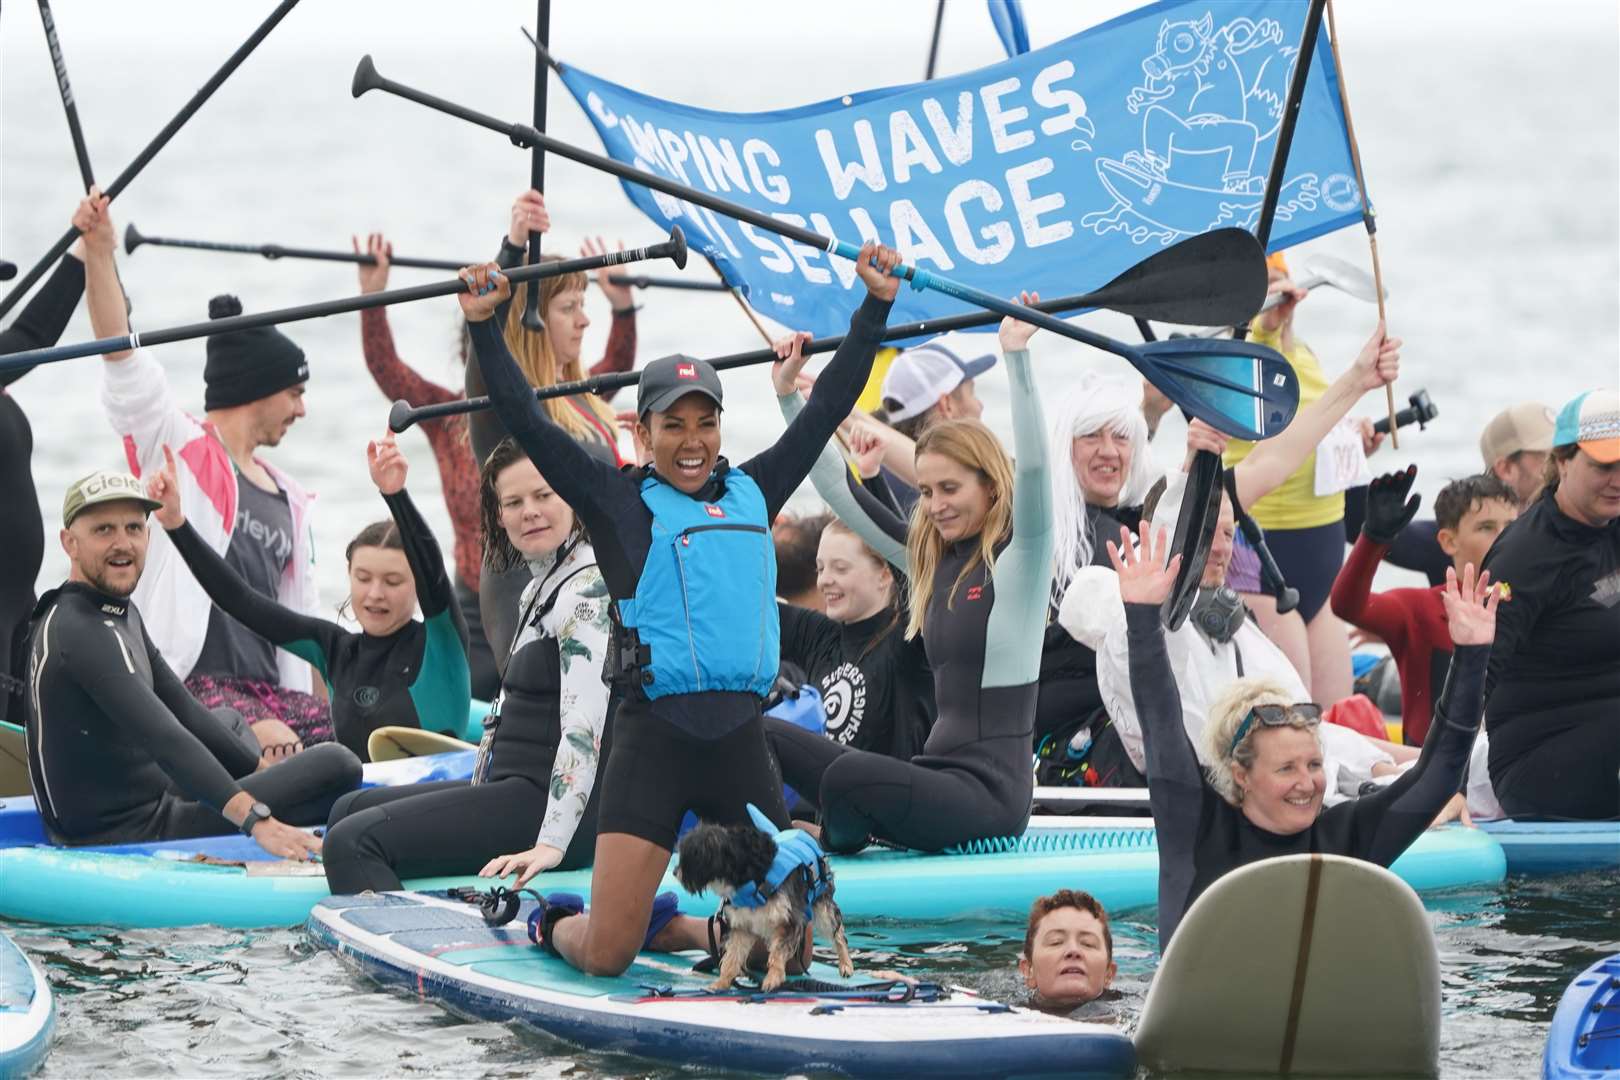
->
<box><xmin>677</xmin><ymin>363</ymin><xmax>697</xmax><ymax>380</ymax></box>
<box><xmin>704</xmin><ymin>504</ymin><xmax>725</xmax><ymax>518</ymax></box>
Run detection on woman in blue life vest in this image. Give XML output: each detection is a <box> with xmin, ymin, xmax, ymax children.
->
<box><xmin>457</xmin><ymin>244</ymin><xmax>899</xmax><ymax>978</ymax></box>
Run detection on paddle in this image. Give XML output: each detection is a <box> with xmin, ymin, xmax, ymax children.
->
<box><xmin>125</xmin><ymin>223</ymin><xmax>466</xmax><ymax>271</ymax></box>
<box><xmin>352</xmin><ymin>57</ymin><xmax>1293</xmax><ymax>441</ymax></box>
<box><xmin>390</xmin><ymin>268</ymin><xmax>1271</xmax><ymax>434</ymax></box>
<box><xmin>0</xmin><ymin>262</ymin><xmax>16</xmax><ymax>283</ymax></box>
<box><xmin>609</xmin><ymin>273</ymin><xmax>726</xmax><ymax>293</ymax></box>
<box><xmin>38</xmin><ymin>0</ymin><xmax>96</xmax><ymax>190</ymax></box>
<box><xmin>0</xmin><ymin>227</ymin><xmax>686</xmax><ymax>375</ymax></box>
<box><xmin>0</xmin><ymin>0</ymin><xmax>301</xmax><ymax>321</ymax></box>
<box><xmin>519</xmin><ymin>2</ymin><xmax>552</xmax><ymax>333</ymax></box>
<box><xmin>1194</xmin><ymin>253</ymin><xmax>1384</xmax><ymax>337</ymax></box>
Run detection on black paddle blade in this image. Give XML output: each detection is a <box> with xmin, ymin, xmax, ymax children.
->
<box><xmin>1162</xmin><ymin>453</ymin><xmax>1223</xmax><ymax>631</ymax></box>
<box><xmin>1134</xmin><ymin>337</ymin><xmax>1298</xmax><ymax>441</ymax></box>
<box><xmin>387</xmin><ymin>399</ymin><xmax>416</xmax><ymax>434</ymax></box>
<box><xmin>352</xmin><ymin>55</ymin><xmax>380</xmax><ymax>98</ymax></box>
<box><xmin>1086</xmin><ymin>228</ymin><xmax>1266</xmax><ymax>327</ymax></box>
<box><xmin>667</xmin><ymin>224</ymin><xmax>688</xmax><ymax>270</ymax></box>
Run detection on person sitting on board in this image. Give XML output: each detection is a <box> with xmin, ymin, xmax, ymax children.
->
<box><xmin>461</xmin><ymin>242</ymin><xmax>899</xmax><ymax>978</ymax></box>
<box><xmin>322</xmin><ymin>438</ymin><xmax>615</xmax><ymax>893</ymax></box>
<box><xmin>773</xmin><ymin>510</ymin><xmax>831</xmax><ymax>613</ymax></box>
<box><xmin>1019</xmin><ymin>889</ymin><xmax>1118</xmax><ymax>1018</ymax></box>
<box><xmin>147</xmin><ymin>433</ymin><xmax>470</xmax><ymax>764</ymax></box>
<box><xmin>767</xmin><ymin>294</ymin><xmax>1053</xmax><ymax>854</ymax></box>
<box><xmin>22</xmin><ymin>470</ymin><xmax>360</xmax><ymax>853</ymax></box>
<box><xmin>80</xmin><ymin>192</ymin><xmax>327</xmax><ymax>760</ymax></box>
<box><xmin>864</xmin><ymin>339</ymin><xmax>999</xmax><ymax>514</ymax></box>
<box><xmin>1481</xmin><ymin>389</ymin><xmax>1620</xmax><ymax>821</ymax></box>
<box><xmin>463</xmin><ymin>191</ymin><xmax>638</xmax><ymax>690</ymax></box>
<box><xmin>1110</xmin><ymin>517</ymin><xmax>1498</xmax><ymax>952</ymax></box>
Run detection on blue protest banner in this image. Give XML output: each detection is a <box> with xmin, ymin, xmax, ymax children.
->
<box><xmin>558</xmin><ymin>1</ymin><xmax>1364</xmax><ymax>339</ymax></box>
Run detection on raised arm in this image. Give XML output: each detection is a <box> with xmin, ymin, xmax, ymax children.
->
<box><xmin>776</xmin><ymin>386</ymin><xmax>907</xmax><ymax>570</ymax></box>
<box><xmin>368</xmin><ymin>432</ymin><xmax>458</xmax><ymax>628</ymax></box>
<box><xmin>584</xmin><ymin>235</ymin><xmax>638</xmax><ymax>395</ymax></box>
<box><xmin>354</xmin><ymin>233</ymin><xmax>459</xmax><ymax>410</ymax></box>
<box><xmin>0</xmin><ymin>247</ymin><xmax>84</xmax><ymax>384</ymax></box>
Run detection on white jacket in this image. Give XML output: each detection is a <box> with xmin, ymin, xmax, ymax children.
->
<box><xmin>101</xmin><ymin>348</ymin><xmax>318</xmax><ymax>690</ymax></box>
<box><xmin>1057</xmin><ymin>566</ymin><xmax>1393</xmax><ymax>804</ymax></box>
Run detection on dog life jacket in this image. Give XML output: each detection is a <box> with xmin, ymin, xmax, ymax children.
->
<box><xmin>616</xmin><ymin>471</ymin><xmax>779</xmax><ymax>699</ymax></box>
<box><xmin>732</xmin><ymin>803</ymin><xmax>833</xmax><ymax>920</ymax></box>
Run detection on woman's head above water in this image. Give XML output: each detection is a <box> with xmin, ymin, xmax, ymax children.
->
<box><xmin>1019</xmin><ymin>889</ymin><xmax>1117</xmax><ymax>1010</ymax></box>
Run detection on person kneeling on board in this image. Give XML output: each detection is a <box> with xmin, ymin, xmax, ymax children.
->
<box><xmin>1019</xmin><ymin>889</ymin><xmax>1118</xmax><ymax>1017</ymax></box>
<box><xmin>22</xmin><ymin>471</ymin><xmax>360</xmax><ymax>856</ymax></box>
<box><xmin>1108</xmin><ymin>519</ymin><xmax>1497</xmax><ymax>952</ymax></box>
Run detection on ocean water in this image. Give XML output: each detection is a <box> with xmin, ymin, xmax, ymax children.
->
<box><xmin>2</xmin><ymin>2</ymin><xmax>1617</xmax><ymax>1077</ymax></box>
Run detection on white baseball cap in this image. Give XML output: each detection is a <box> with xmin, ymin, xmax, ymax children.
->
<box><xmin>879</xmin><ymin>340</ymin><xmax>998</xmax><ymax>422</ymax></box>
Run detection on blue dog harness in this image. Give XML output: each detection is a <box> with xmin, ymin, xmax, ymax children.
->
<box><xmin>731</xmin><ymin>803</ymin><xmax>833</xmax><ymax>920</ymax></box>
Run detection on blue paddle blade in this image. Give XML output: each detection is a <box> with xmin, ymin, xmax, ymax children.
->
<box><xmin>1135</xmin><ymin>338</ymin><xmax>1298</xmax><ymax>441</ymax></box>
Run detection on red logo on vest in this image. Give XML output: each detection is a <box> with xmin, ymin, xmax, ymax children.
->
<box><xmin>677</xmin><ymin>363</ymin><xmax>698</xmax><ymax>380</ymax></box>
<box><xmin>965</xmin><ymin>585</ymin><xmax>984</xmax><ymax>601</ymax></box>
<box><xmin>704</xmin><ymin>504</ymin><xmax>725</xmax><ymax>518</ymax></box>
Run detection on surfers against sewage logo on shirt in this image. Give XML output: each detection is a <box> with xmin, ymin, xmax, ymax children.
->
<box><xmin>820</xmin><ymin>662</ymin><xmax>868</xmax><ymax>744</ymax></box>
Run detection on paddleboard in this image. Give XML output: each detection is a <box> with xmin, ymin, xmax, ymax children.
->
<box><xmin>1544</xmin><ymin>953</ymin><xmax>1620</xmax><ymax>1079</ymax></box>
<box><xmin>366</xmin><ymin>726</ymin><xmax>476</xmax><ymax>762</ymax></box>
<box><xmin>308</xmin><ymin>890</ymin><xmax>1137</xmax><ymax>1079</ymax></box>
<box><xmin>1482</xmin><ymin>819</ymin><xmax>1620</xmax><ymax>875</ymax></box>
<box><xmin>0</xmin><ymin>929</ymin><xmax>52</xmax><ymax>1079</ymax></box>
<box><xmin>0</xmin><ymin>722</ymin><xmax>27</xmax><ymax>799</ymax></box>
<box><xmin>1134</xmin><ymin>853</ymin><xmax>1440</xmax><ymax>1076</ymax></box>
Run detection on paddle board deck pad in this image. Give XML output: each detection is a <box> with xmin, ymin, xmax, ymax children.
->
<box><xmin>0</xmin><ymin>929</ymin><xmax>52</xmax><ymax>1079</ymax></box>
<box><xmin>1482</xmin><ymin>820</ymin><xmax>1620</xmax><ymax>875</ymax></box>
<box><xmin>1135</xmin><ymin>854</ymin><xmax>1440</xmax><ymax>1076</ymax></box>
<box><xmin>366</xmin><ymin>727</ymin><xmax>476</xmax><ymax>762</ymax></box>
<box><xmin>0</xmin><ymin>815</ymin><xmax>1504</xmax><ymax>930</ymax></box>
<box><xmin>1543</xmin><ymin>953</ymin><xmax>1620</xmax><ymax>1079</ymax></box>
<box><xmin>308</xmin><ymin>891</ymin><xmax>1136</xmax><ymax>1079</ymax></box>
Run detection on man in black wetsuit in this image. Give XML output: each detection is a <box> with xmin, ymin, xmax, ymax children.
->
<box><xmin>23</xmin><ymin>471</ymin><xmax>360</xmax><ymax>855</ymax></box>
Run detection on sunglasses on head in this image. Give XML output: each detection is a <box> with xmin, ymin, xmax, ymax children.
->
<box><xmin>1227</xmin><ymin>703</ymin><xmax>1323</xmax><ymax>757</ymax></box>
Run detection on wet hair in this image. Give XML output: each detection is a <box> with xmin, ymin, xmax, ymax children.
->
<box><xmin>1433</xmin><ymin>473</ymin><xmax>1521</xmax><ymax>532</ymax></box>
<box><xmin>1202</xmin><ymin>677</ymin><xmax>1321</xmax><ymax>806</ymax></box>
<box><xmin>478</xmin><ymin>437</ymin><xmax>583</xmax><ymax>573</ymax></box>
<box><xmin>1540</xmin><ymin>443</ymin><xmax>1580</xmax><ymax>497</ymax></box>
<box><xmin>775</xmin><ymin>512</ymin><xmax>831</xmax><ymax>601</ymax></box>
<box><xmin>905</xmin><ymin>419</ymin><xmax>1014</xmax><ymax>640</ymax></box>
<box><xmin>1022</xmin><ymin>889</ymin><xmax>1113</xmax><ymax>963</ymax></box>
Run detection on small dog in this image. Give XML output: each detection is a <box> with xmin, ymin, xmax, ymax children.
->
<box><xmin>675</xmin><ymin>820</ymin><xmax>854</xmax><ymax>992</ymax></box>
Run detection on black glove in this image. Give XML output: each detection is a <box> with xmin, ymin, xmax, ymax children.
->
<box><xmin>1362</xmin><ymin>465</ymin><xmax>1421</xmax><ymax>544</ymax></box>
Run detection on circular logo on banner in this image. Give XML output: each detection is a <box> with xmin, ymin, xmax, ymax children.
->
<box><xmin>1322</xmin><ymin>173</ymin><xmax>1362</xmax><ymax>212</ymax></box>
<box><xmin>819</xmin><ymin>662</ymin><xmax>867</xmax><ymax>744</ymax></box>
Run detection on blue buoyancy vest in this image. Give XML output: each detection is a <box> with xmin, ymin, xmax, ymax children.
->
<box><xmin>617</xmin><ymin>470</ymin><xmax>779</xmax><ymax>699</ymax></box>
<box><xmin>731</xmin><ymin>803</ymin><xmax>833</xmax><ymax>919</ymax></box>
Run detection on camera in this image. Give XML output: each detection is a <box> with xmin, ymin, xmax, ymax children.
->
<box><xmin>1372</xmin><ymin>388</ymin><xmax>1438</xmax><ymax>435</ymax></box>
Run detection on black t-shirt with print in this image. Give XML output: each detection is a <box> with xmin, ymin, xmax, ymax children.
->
<box><xmin>192</xmin><ymin>470</ymin><xmax>295</xmax><ymax>681</ymax></box>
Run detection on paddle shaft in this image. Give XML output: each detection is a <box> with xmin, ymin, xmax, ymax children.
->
<box><xmin>520</xmin><ymin>0</ymin><xmax>552</xmax><ymax>332</ymax></box>
<box><xmin>38</xmin><ymin>0</ymin><xmax>95</xmax><ymax>189</ymax></box>
<box><xmin>0</xmin><ymin>233</ymin><xmax>681</xmax><ymax>375</ymax></box>
<box><xmin>0</xmin><ymin>0</ymin><xmax>300</xmax><ymax>321</ymax></box>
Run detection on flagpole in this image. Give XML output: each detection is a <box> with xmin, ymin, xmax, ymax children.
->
<box><xmin>1324</xmin><ymin>0</ymin><xmax>1399</xmax><ymax>447</ymax></box>
<box><xmin>923</xmin><ymin>0</ymin><xmax>946</xmax><ymax>79</ymax></box>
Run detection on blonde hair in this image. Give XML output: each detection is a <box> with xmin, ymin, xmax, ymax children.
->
<box><xmin>501</xmin><ymin>256</ymin><xmax>618</xmax><ymax>444</ymax></box>
<box><xmin>904</xmin><ymin>419</ymin><xmax>1015</xmax><ymax>640</ymax></box>
<box><xmin>1201</xmin><ymin>677</ymin><xmax>1321</xmax><ymax>805</ymax></box>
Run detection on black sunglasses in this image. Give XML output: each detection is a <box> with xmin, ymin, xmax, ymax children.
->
<box><xmin>1227</xmin><ymin>702</ymin><xmax>1323</xmax><ymax>757</ymax></box>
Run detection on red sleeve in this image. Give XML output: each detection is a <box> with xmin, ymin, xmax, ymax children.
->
<box><xmin>1330</xmin><ymin>535</ymin><xmax>1413</xmax><ymax>652</ymax></box>
<box><xmin>587</xmin><ymin>309</ymin><xmax>637</xmax><ymax>397</ymax></box>
<box><xmin>361</xmin><ymin>308</ymin><xmax>457</xmax><ymax>407</ymax></box>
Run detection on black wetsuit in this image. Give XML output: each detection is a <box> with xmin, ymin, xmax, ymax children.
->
<box><xmin>0</xmin><ymin>256</ymin><xmax>85</xmax><ymax>723</ymax></box>
<box><xmin>777</xmin><ymin>601</ymin><xmax>933</xmax><ymax>759</ymax></box>
<box><xmin>323</xmin><ymin>544</ymin><xmax>616</xmax><ymax>893</ymax></box>
<box><xmin>23</xmin><ymin>582</ymin><xmax>361</xmax><ymax>844</ymax></box>
<box><xmin>768</xmin><ymin>346</ymin><xmax>1053</xmax><ymax>854</ymax></box>
<box><xmin>165</xmin><ymin>488</ymin><xmax>470</xmax><ymax>762</ymax></box>
<box><xmin>1125</xmin><ymin>602</ymin><xmax>1486</xmax><ymax>951</ymax></box>
<box><xmin>470</xmin><ymin>293</ymin><xmax>892</xmax><ymax>851</ymax></box>
<box><xmin>1482</xmin><ymin>491</ymin><xmax>1620</xmax><ymax>820</ymax></box>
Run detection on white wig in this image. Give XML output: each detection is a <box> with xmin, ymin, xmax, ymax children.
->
<box><xmin>1047</xmin><ymin>371</ymin><xmax>1157</xmax><ymax>606</ymax></box>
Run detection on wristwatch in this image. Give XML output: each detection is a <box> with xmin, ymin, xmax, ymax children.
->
<box><xmin>239</xmin><ymin>801</ymin><xmax>272</xmax><ymax>837</ymax></box>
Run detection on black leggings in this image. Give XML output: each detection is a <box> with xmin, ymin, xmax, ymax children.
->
<box><xmin>321</xmin><ymin>774</ymin><xmax>599</xmax><ymax>894</ymax></box>
<box><xmin>1491</xmin><ymin>709</ymin><xmax>1620</xmax><ymax>821</ymax></box>
<box><xmin>156</xmin><ymin>742</ymin><xmax>362</xmax><ymax>841</ymax></box>
<box><xmin>767</xmin><ymin>718</ymin><xmax>1030</xmax><ymax>854</ymax></box>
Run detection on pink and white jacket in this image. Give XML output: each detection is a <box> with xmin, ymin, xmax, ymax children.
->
<box><xmin>100</xmin><ymin>348</ymin><xmax>319</xmax><ymax>690</ymax></box>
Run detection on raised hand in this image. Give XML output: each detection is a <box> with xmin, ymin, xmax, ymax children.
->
<box><xmin>583</xmin><ymin>235</ymin><xmax>631</xmax><ymax>310</ymax></box>
<box><xmin>71</xmin><ymin>187</ymin><xmax>116</xmax><ymax>259</ymax></box>
<box><xmin>1442</xmin><ymin>562</ymin><xmax>1499</xmax><ymax>647</ymax></box>
<box><xmin>147</xmin><ymin>444</ymin><xmax>186</xmax><ymax>530</ymax></box>
<box><xmin>1363</xmin><ymin>465</ymin><xmax>1420</xmax><ymax>544</ymax></box>
<box><xmin>770</xmin><ymin>330</ymin><xmax>814</xmax><ymax>397</ymax></box>
<box><xmin>456</xmin><ymin>263</ymin><xmax>510</xmax><ymax>323</ymax></box>
<box><xmin>997</xmin><ymin>290</ymin><xmax>1041</xmax><ymax>353</ymax></box>
<box><xmin>479</xmin><ymin>843</ymin><xmax>563</xmax><ymax>887</ymax></box>
<box><xmin>853</xmin><ymin>241</ymin><xmax>902</xmax><ymax>302</ymax></box>
<box><xmin>1258</xmin><ymin>267</ymin><xmax>1309</xmax><ymax>334</ymax></box>
<box><xmin>1183</xmin><ymin>418</ymin><xmax>1228</xmax><ymax>471</ymax></box>
<box><xmin>1107</xmin><ymin>520</ymin><xmax>1182</xmax><ymax>606</ymax></box>
<box><xmin>353</xmin><ymin>232</ymin><xmax>391</xmax><ymax>294</ymax></box>
<box><xmin>507</xmin><ymin>189</ymin><xmax>549</xmax><ymax>249</ymax></box>
<box><xmin>1350</xmin><ymin>320</ymin><xmax>1401</xmax><ymax>393</ymax></box>
<box><xmin>367</xmin><ymin>430</ymin><xmax>408</xmax><ymax>495</ymax></box>
<box><xmin>849</xmin><ymin>423</ymin><xmax>886</xmax><ymax>479</ymax></box>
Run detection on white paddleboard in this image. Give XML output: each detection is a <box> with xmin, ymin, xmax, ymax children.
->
<box><xmin>366</xmin><ymin>725</ymin><xmax>476</xmax><ymax>762</ymax></box>
<box><xmin>1134</xmin><ymin>853</ymin><xmax>1440</xmax><ymax>1076</ymax></box>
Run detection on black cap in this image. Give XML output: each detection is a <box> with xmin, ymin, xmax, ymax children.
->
<box><xmin>203</xmin><ymin>295</ymin><xmax>309</xmax><ymax>411</ymax></box>
<box><xmin>636</xmin><ymin>353</ymin><xmax>723</xmax><ymax>417</ymax></box>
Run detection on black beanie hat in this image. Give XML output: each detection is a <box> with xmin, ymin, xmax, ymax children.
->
<box><xmin>203</xmin><ymin>295</ymin><xmax>309</xmax><ymax>411</ymax></box>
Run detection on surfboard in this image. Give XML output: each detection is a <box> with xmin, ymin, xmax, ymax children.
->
<box><xmin>366</xmin><ymin>726</ymin><xmax>477</xmax><ymax>763</ymax></box>
<box><xmin>1134</xmin><ymin>853</ymin><xmax>1440</xmax><ymax>1076</ymax></box>
<box><xmin>0</xmin><ymin>721</ymin><xmax>28</xmax><ymax>799</ymax></box>
<box><xmin>0</xmin><ymin>928</ymin><xmax>53</xmax><ymax>1079</ymax></box>
<box><xmin>308</xmin><ymin>890</ymin><xmax>1137</xmax><ymax>1079</ymax></box>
